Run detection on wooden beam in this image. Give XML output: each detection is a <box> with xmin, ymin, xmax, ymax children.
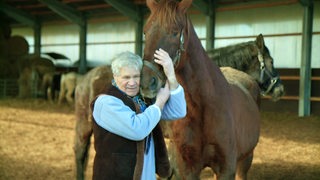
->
<box><xmin>104</xmin><ymin>0</ymin><xmax>140</xmax><ymax>22</ymax></box>
<box><xmin>38</xmin><ymin>0</ymin><xmax>85</xmax><ymax>26</ymax></box>
<box><xmin>193</xmin><ymin>0</ymin><xmax>208</xmax><ymax>15</ymax></box>
<box><xmin>217</xmin><ymin>0</ymin><xmax>299</xmax><ymax>12</ymax></box>
<box><xmin>262</xmin><ymin>96</ymin><xmax>320</xmax><ymax>102</ymax></box>
<box><xmin>135</xmin><ymin>7</ymin><xmax>143</xmax><ymax>56</ymax></box>
<box><xmin>0</xmin><ymin>2</ymin><xmax>38</xmax><ymax>27</ymax></box>
<box><xmin>280</xmin><ymin>76</ymin><xmax>320</xmax><ymax>81</ymax></box>
<box><xmin>299</xmin><ymin>0</ymin><xmax>313</xmax><ymax>6</ymax></box>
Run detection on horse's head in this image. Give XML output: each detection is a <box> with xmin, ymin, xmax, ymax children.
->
<box><xmin>252</xmin><ymin>34</ymin><xmax>284</xmax><ymax>101</ymax></box>
<box><xmin>140</xmin><ymin>0</ymin><xmax>191</xmax><ymax>98</ymax></box>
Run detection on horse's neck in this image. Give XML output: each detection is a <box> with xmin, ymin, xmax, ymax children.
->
<box><xmin>177</xmin><ymin>25</ymin><xmax>226</xmax><ymax>90</ymax></box>
<box><xmin>213</xmin><ymin>43</ymin><xmax>253</xmax><ymax>71</ymax></box>
<box><xmin>186</xmin><ymin>26</ymin><xmax>218</xmax><ymax>74</ymax></box>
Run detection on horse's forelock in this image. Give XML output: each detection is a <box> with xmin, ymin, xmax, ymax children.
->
<box><xmin>148</xmin><ymin>0</ymin><xmax>186</xmax><ymax>32</ymax></box>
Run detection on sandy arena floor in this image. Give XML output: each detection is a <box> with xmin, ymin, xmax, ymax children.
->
<box><xmin>0</xmin><ymin>98</ymin><xmax>319</xmax><ymax>180</ymax></box>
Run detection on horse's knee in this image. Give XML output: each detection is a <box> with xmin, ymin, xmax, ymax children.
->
<box><xmin>47</xmin><ymin>88</ymin><xmax>52</xmax><ymax>102</ymax></box>
<box><xmin>66</xmin><ymin>95</ymin><xmax>74</xmax><ymax>105</ymax></box>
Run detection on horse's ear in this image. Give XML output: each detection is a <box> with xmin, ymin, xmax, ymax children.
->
<box><xmin>146</xmin><ymin>0</ymin><xmax>158</xmax><ymax>13</ymax></box>
<box><xmin>256</xmin><ymin>34</ymin><xmax>265</xmax><ymax>50</ymax></box>
<box><xmin>178</xmin><ymin>0</ymin><xmax>193</xmax><ymax>13</ymax></box>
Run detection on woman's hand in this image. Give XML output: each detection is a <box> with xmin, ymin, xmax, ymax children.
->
<box><xmin>154</xmin><ymin>81</ymin><xmax>170</xmax><ymax>110</ymax></box>
<box><xmin>154</xmin><ymin>48</ymin><xmax>179</xmax><ymax>90</ymax></box>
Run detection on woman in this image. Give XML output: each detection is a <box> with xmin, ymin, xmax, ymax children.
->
<box><xmin>91</xmin><ymin>49</ymin><xmax>186</xmax><ymax>180</ymax></box>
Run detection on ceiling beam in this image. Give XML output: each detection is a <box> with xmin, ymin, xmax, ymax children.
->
<box><xmin>299</xmin><ymin>0</ymin><xmax>313</xmax><ymax>6</ymax></box>
<box><xmin>193</xmin><ymin>0</ymin><xmax>209</xmax><ymax>15</ymax></box>
<box><xmin>0</xmin><ymin>2</ymin><xmax>38</xmax><ymax>27</ymax></box>
<box><xmin>38</xmin><ymin>0</ymin><xmax>85</xmax><ymax>26</ymax></box>
<box><xmin>104</xmin><ymin>0</ymin><xmax>140</xmax><ymax>21</ymax></box>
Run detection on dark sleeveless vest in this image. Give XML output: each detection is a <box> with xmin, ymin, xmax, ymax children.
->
<box><xmin>91</xmin><ymin>86</ymin><xmax>171</xmax><ymax>180</ymax></box>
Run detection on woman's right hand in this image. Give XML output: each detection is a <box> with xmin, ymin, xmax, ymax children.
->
<box><xmin>154</xmin><ymin>81</ymin><xmax>170</xmax><ymax>110</ymax></box>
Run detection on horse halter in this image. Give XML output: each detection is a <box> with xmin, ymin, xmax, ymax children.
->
<box><xmin>143</xmin><ymin>29</ymin><xmax>185</xmax><ymax>83</ymax></box>
<box><xmin>257</xmin><ymin>50</ymin><xmax>279</xmax><ymax>95</ymax></box>
<box><xmin>172</xmin><ymin>29</ymin><xmax>185</xmax><ymax>68</ymax></box>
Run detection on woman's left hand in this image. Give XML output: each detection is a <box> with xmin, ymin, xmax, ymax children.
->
<box><xmin>154</xmin><ymin>48</ymin><xmax>178</xmax><ymax>90</ymax></box>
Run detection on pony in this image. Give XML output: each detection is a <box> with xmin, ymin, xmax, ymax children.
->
<box><xmin>140</xmin><ymin>0</ymin><xmax>260</xmax><ymax>179</ymax></box>
<box><xmin>58</xmin><ymin>71</ymin><xmax>84</xmax><ymax>105</ymax></box>
<box><xmin>207</xmin><ymin>34</ymin><xmax>284</xmax><ymax>101</ymax></box>
<box><xmin>74</xmin><ymin>65</ymin><xmax>113</xmax><ymax>180</ymax></box>
<box><xmin>42</xmin><ymin>71</ymin><xmax>84</xmax><ymax>105</ymax></box>
<box><xmin>18</xmin><ymin>55</ymin><xmax>55</xmax><ymax>98</ymax></box>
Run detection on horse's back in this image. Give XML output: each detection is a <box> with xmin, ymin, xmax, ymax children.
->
<box><xmin>220</xmin><ymin>67</ymin><xmax>261</xmax><ymax>104</ymax></box>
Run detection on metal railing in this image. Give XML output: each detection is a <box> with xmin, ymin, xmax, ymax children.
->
<box><xmin>0</xmin><ymin>79</ymin><xmax>19</xmax><ymax>98</ymax></box>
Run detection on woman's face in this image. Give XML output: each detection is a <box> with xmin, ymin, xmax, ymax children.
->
<box><xmin>114</xmin><ymin>66</ymin><xmax>140</xmax><ymax>97</ymax></box>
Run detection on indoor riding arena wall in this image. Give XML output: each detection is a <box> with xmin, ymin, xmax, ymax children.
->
<box><xmin>261</xmin><ymin>68</ymin><xmax>320</xmax><ymax>115</ymax></box>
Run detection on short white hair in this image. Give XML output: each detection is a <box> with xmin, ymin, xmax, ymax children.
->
<box><xmin>111</xmin><ymin>51</ymin><xmax>143</xmax><ymax>76</ymax></box>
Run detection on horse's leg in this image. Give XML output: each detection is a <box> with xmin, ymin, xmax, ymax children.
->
<box><xmin>66</xmin><ymin>86</ymin><xmax>74</xmax><ymax>105</ymax></box>
<box><xmin>47</xmin><ymin>87</ymin><xmax>53</xmax><ymax>103</ymax></box>
<box><xmin>235</xmin><ymin>152</ymin><xmax>253</xmax><ymax>180</ymax></box>
<box><xmin>66</xmin><ymin>78</ymin><xmax>76</xmax><ymax>105</ymax></box>
<box><xmin>58</xmin><ymin>91</ymin><xmax>64</xmax><ymax>104</ymax></box>
<box><xmin>209</xmin><ymin>146</ymin><xmax>237</xmax><ymax>180</ymax></box>
<box><xmin>58</xmin><ymin>75</ymin><xmax>66</xmax><ymax>105</ymax></box>
<box><xmin>168</xmin><ymin>140</ymin><xmax>202</xmax><ymax>180</ymax></box>
<box><xmin>74</xmin><ymin>116</ymin><xmax>93</xmax><ymax>180</ymax></box>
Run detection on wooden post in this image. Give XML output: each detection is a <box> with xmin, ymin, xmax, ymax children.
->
<box><xmin>79</xmin><ymin>22</ymin><xmax>87</xmax><ymax>74</ymax></box>
<box><xmin>135</xmin><ymin>7</ymin><xmax>143</xmax><ymax>57</ymax></box>
<box><xmin>206</xmin><ymin>0</ymin><xmax>216</xmax><ymax>50</ymax></box>
<box><xmin>299</xmin><ymin>0</ymin><xmax>313</xmax><ymax>116</ymax></box>
<box><xmin>33</xmin><ymin>23</ymin><xmax>41</xmax><ymax>56</ymax></box>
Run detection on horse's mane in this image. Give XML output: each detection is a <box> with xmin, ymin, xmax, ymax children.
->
<box><xmin>207</xmin><ymin>41</ymin><xmax>257</xmax><ymax>71</ymax></box>
<box><xmin>147</xmin><ymin>0</ymin><xmax>186</xmax><ymax>31</ymax></box>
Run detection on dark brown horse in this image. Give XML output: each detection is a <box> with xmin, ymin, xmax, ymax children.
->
<box><xmin>141</xmin><ymin>0</ymin><xmax>260</xmax><ymax>179</ymax></box>
<box><xmin>207</xmin><ymin>34</ymin><xmax>284</xmax><ymax>101</ymax></box>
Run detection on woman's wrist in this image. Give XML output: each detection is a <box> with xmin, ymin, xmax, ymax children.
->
<box><xmin>167</xmin><ymin>77</ymin><xmax>179</xmax><ymax>90</ymax></box>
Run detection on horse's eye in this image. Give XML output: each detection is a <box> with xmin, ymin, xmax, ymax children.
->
<box><xmin>150</xmin><ymin>77</ymin><xmax>157</xmax><ymax>89</ymax></box>
<box><xmin>172</xmin><ymin>32</ymin><xmax>179</xmax><ymax>37</ymax></box>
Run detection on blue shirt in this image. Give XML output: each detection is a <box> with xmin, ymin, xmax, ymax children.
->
<box><xmin>92</xmin><ymin>85</ymin><xmax>187</xmax><ymax>180</ymax></box>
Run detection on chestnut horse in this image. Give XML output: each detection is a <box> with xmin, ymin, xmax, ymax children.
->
<box><xmin>141</xmin><ymin>0</ymin><xmax>260</xmax><ymax>179</ymax></box>
<box><xmin>74</xmin><ymin>65</ymin><xmax>113</xmax><ymax>180</ymax></box>
<box><xmin>207</xmin><ymin>34</ymin><xmax>284</xmax><ymax>101</ymax></box>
